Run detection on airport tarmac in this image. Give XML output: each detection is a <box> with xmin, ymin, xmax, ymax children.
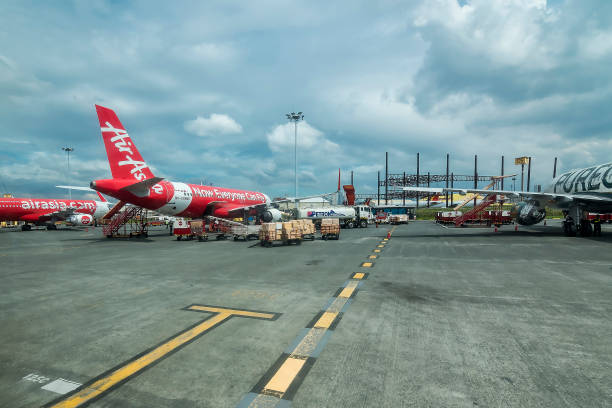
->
<box><xmin>1</xmin><ymin>221</ymin><xmax>611</xmax><ymax>408</ymax></box>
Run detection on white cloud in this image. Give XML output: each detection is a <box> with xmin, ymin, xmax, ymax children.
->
<box><xmin>266</xmin><ymin>121</ymin><xmax>339</xmax><ymax>154</ymax></box>
<box><xmin>173</xmin><ymin>42</ymin><xmax>239</xmax><ymax>64</ymax></box>
<box><xmin>184</xmin><ymin>113</ymin><xmax>243</xmax><ymax>137</ymax></box>
<box><xmin>414</xmin><ymin>0</ymin><xmax>560</xmax><ymax>70</ymax></box>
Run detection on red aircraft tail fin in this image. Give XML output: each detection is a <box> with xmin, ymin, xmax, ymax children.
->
<box><xmin>96</xmin><ymin>191</ymin><xmax>107</xmax><ymax>202</ymax></box>
<box><xmin>95</xmin><ymin>105</ymin><xmax>155</xmax><ymax>182</ymax></box>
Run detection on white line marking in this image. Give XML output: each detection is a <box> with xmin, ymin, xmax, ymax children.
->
<box><xmin>41</xmin><ymin>378</ymin><xmax>82</xmax><ymax>394</ymax></box>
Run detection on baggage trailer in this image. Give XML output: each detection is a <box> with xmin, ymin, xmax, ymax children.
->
<box><xmin>231</xmin><ymin>224</ymin><xmax>261</xmax><ymax>241</ymax></box>
<box><xmin>174</xmin><ymin>219</ymin><xmax>208</xmax><ymax>241</ymax></box>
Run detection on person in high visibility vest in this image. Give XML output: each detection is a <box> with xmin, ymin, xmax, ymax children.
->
<box><xmin>593</xmin><ymin>214</ymin><xmax>602</xmax><ymax>237</ymax></box>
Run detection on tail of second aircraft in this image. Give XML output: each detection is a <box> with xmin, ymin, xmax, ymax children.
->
<box><xmin>95</xmin><ymin>105</ymin><xmax>155</xmax><ymax>182</ymax></box>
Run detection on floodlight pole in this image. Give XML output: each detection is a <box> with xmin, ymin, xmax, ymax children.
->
<box><xmin>286</xmin><ymin>112</ymin><xmax>304</xmax><ymax>199</ymax></box>
<box><xmin>62</xmin><ymin>147</ymin><xmax>74</xmax><ymax>200</ymax></box>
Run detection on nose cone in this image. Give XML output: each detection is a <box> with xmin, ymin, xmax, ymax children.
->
<box><xmin>90</xmin><ymin>181</ymin><xmax>96</xmax><ymax>189</ymax></box>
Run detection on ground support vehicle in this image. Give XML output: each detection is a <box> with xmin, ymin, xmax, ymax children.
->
<box><xmin>435</xmin><ymin>211</ymin><xmax>463</xmax><ymax>224</ymax></box>
<box><xmin>296</xmin><ymin>205</ymin><xmax>372</xmax><ymax>229</ymax></box>
<box><xmin>206</xmin><ymin>216</ymin><xmax>234</xmax><ymax>240</ymax></box>
<box><xmin>174</xmin><ymin>219</ymin><xmax>208</xmax><ymax>241</ymax></box>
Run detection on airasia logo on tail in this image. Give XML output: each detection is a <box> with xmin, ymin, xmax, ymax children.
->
<box><xmin>101</xmin><ymin>121</ymin><xmax>150</xmax><ymax>181</ymax></box>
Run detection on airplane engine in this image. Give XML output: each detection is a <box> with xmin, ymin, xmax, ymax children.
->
<box><xmin>261</xmin><ymin>208</ymin><xmax>282</xmax><ymax>223</ymax></box>
<box><xmin>512</xmin><ymin>202</ymin><xmax>546</xmax><ymax>225</ymax></box>
<box><xmin>67</xmin><ymin>214</ymin><xmax>94</xmax><ymax>226</ymax></box>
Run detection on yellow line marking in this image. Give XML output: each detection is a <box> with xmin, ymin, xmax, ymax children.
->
<box><xmin>338</xmin><ymin>281</ymin><xmax>358</xmax><ymax>298</ymax></box>
<box><xmin>374</xmin><ymin>249</ymin><xmax>381</xmax><ymax>253</ymax></box>
<box><xmin>49</xmin><ymin>313</ymin><xmax>230</xmax><ymax>408</ymax></box>
<box><xmin>187</xmin><ymin>305</ymin><xmax>276</xmax><ymax>319</ymax></box>
<box><xmin>263</xmin><ymin>357</ymin><xmax>306</xmax><ymax>394</ymax></box>
<box><xmin>314</xmin><ymin>312</ymin><xmax>338</xmax><ymax>329</ymax></box>
<box><xmin>383</xmin><ymin>238</ymin><xmax>388</xmax><ymax>241</ymax></box>
<box><xmin>361</xmin><ymin>262</ymin><xmax>373</xmax><ymax>268</ymax></box>
<box><xmin>353</xmin><ymin>272</ymin><xmax>365</xmax><ymax>279</ymax></box>
<box><xmin>377</xmin><ymin>245</ymin><xmax>384</xmax><ymax>248</ymax></box>
<box><xmin>49</xmin><ymin>305</ymin><xmax>277</xmax><ymax>408</ymax></box>
<box><xmin>368</xmin><ymin>255</ymin><xmax>377</xmax><ymax>259</ymax></box>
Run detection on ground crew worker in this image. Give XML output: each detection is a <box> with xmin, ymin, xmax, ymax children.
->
<box><xmin>593</xmin><ymin>214</ymin><xmax>602</xmax><ymax>237</ymax></box>
<box><xmin>563</xmin><ymin>211</ymin><xmax>573</xmax><ymax>235</ymax></box>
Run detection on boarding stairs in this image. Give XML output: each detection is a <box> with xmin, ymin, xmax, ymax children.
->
<box><xmin>103</xmin><ymin>205</ymin><xmax>148</xmax><ymax>237</ymax></box>
<box><xmin>454</xmin><ymin>194</ymin><xmax>497</xmax><ymax>227</ymax></box>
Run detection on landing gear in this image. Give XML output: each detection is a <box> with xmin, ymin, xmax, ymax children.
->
<box><xmin>564</xmin><ymin>207</ymin><xmax>593</xmax><ymax>237</ymax></box>
<box><xmin>579</xmin><ymin>220</ymin><xmax>593</xmax><ymax>237</ymax></box>
<box><xmin>21</xmin><ymin>224</ymin><xmax>31</xmax><ymax>231</ymax></box>
<box><xmin>47</xmin><ymin>224</ymin><xmax>57</xmax><ymax>230</ymax></box>
<box><xmin>563</xmin><ymin>219</ymin><xmax>576</xmax><ymax>236</ymax></box>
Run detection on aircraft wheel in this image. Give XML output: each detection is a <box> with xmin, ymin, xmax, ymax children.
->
<box><xmin>47</xmin><ymin>224</ymin><xmax>57</xmax><ymax>230</ymax></box>
<box><xmin>21</xmin><ymin>224</ymin><xmax>31</xmax><ymax>231</ymax></box>
<box><xmin>177</xmin><ymin>236</ymin><xmax>182</xmax><ymax>241</ymax></box>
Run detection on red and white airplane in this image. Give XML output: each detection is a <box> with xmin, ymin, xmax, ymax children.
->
<box><xmin>89</xmin><ymin>105</ymin><xmax>284</xmax><ymax>222</ymax></box>
<box><xmin>0</xmin><ymin>192</ymin><xmax>111</xmax><ymax>231</ymax></box>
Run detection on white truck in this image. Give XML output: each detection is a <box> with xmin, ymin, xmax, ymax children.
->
<box><xmin>296</xmin><ymin>205</ymin><xmax>373</xmax><ymax>228</ymax></box>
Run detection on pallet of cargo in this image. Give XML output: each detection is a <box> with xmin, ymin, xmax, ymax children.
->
<box><xmin>259</xmin><ymin>221</ymin><xmax>302</xmax><ymax>247</ymax></box>
<box><xmin>320</xmin><ymin>218</ymin><xmax>340</xmax><ymax>240</ymax></box>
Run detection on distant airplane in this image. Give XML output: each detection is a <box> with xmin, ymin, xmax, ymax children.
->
<box><xmin>405</xmin><ymin>163</ymin><xmax>612</xmax><ymax>236</ymax></box>
<box><xmin>0</xmin><ymin>192</ymin><xmax>111</xmax><ymax>231</ymax></box>
<box><xmin>88</xmin><ymin>105</ymin><xmax>289</xmax><ymax>222</ymax></box>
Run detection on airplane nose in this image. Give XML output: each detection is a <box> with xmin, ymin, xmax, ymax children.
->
<box><xmin>90</xmin><ymin>181</ymin><xmax>96</xmax><ymax>189</ymax></box>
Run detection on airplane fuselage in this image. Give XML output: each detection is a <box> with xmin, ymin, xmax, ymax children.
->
<box><xmin>549</xmin><ymin>162</ymin><xmax>612</xmax><ymax>195</ymax></box>
<box><xmin>0</xmin><ymin>198</ymin><xmax>108</xmax><ymax>222</ymax></box>
<box><xmin>92</xmin><ymin>179</ymin><xmax>270</xmax><ymax>219</ymax></box>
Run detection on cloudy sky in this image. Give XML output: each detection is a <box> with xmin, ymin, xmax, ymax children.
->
<box><xmin>1</xmin><ymin>0</ymin><xmax>612</xmax><ymax>200</ymax></box>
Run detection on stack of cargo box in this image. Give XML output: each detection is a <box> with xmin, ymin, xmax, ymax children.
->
<box><xmin>320</xmin><ymin>218</ymin><xmax>340</xmax><ymax>234</ymax></box>
<box><xmin>389</xmin><ymin>214</ymin><xmax>408</xmax><ymax>224</ymax></box>
<box><xmin>299</xmin><ymin>219</ymin><xmax>315</xmax><ymax>235</ymax></box>
<box><xmin>259</xmin><ymin>222</ymin><xmax>283</xmax><ymax>241</ymax></box>
<box><xmin>282</xmin><ymin>221</ymin><xmax>302</xmax><ymax>240</ymax></box>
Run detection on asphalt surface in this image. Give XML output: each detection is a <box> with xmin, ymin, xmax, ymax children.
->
<box><xmin>0</xmin><ymin>221</ymin><xmax>611</xmax><ymax>407</ymax></box>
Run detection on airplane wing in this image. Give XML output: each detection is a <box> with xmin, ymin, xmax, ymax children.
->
<box><xmin>402</xmin><ymin>187</ymin><xmax>612</xmax><ymax>204</ymax></box>
<box><xmin>224</xmin><ymin>191</ymin><xmax>339</xmax><ymax>216</ymax></box>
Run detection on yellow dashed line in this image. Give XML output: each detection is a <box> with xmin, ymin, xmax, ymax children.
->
<box><xmin>377</xmin><ymin>245</ymin><xmax>384</xmax><ymax>248</ymax></box>
<box><xmin>373</xmin><ymin>249</ymin><xmax>381</xmax><ymax>253</ymax></box>
<box><xmin>368</xmin><ymin>255</ymin><xmax>377</xmax><ymax>259</ymax></box>
<box><xmin>353</xmin><ymin>272</ymin><xmax>365</xmax><ymax>280</ymax></box>
<box><xmin>338</xmin><ymin>281</ymin><xmax>359</xmax><ymax>298</ymax></box>
<box><xmin>361</xmin><ymin>262</ymin><xmax>373</xmax><ymax>268</ymax></box>
<box><xmin>263</xmin><ymin>356</ymin><xmax>307</xmax><ymax>395</ymax></box>
<box><xmin>314</xmin><ymin>312</ymin><xmax>338</xmax><ymax>329</ymax></box>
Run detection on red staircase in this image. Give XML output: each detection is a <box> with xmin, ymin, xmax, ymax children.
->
<box><xmin>103</xmin><ymin>206</ymin><xmax>148</xmax><ymax>237</ymax></box>
<box><xmin>454</xmin><ymin>194</ymin><xmax>497</xmax><ymax>227</ymax></box>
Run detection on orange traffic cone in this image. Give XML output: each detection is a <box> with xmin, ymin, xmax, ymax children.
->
<box><xmin>387</xmin><ymin>231</ymin><xmax>391</xmax><ymax>239</ymax></box>
<box><xmin>514</xmin><ymin>225</ymin><xmax>518</xmax><ymax>231</ymax></box>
